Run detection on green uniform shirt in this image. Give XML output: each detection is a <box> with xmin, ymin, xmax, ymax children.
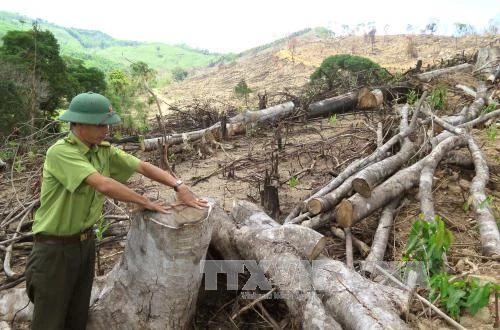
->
<box><xmin>33</xmin><ymin>132</ymin><xmax>140</xmax><ymax>235</ymax></box>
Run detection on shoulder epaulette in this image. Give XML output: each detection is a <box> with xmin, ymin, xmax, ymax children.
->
<box><xmin>64</xmin><ymin>136</ymin><xmax>76</xmax><ymax>144</ymax></box>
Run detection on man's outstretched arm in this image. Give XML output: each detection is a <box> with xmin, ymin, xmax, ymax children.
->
<box><xmin>136</xmin><ymin>161</ymin><xmax>208</xmax><ymax>209</ymax></box>
<box><xmin>85</xmin><ymin>172</ymin><xmax>170</xmax><ymax>213</ymax></box>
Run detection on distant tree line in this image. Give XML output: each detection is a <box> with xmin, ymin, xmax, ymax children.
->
<box><xmin>0</xmin><ymin>24</ymin><xmax>158</xmax><ymax>138</ymax></box>
<box><xmin>66</xmin><ymin>28</ymin><xmax>140</xmax><ymax>49</ymax></box>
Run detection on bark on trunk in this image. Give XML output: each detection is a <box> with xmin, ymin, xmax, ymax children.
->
<box><xmin>87</xmin><ymin>204</ymin><xmax>213</xmax><ymax>329</ymax></box>
<box><xmin>335</xmin><ymin>135</ymin><xmax>467</xmax><ymax>227</ymax></box>
<box><xmin>0</xmin><ymin>288</ymin><xmax>32</xmax><ymax>323</ymax></box>
<box><xmin>307</xmin><ymin>92</ymin><xmax>358</xmax><ymax>118</ymax></box>
<box><xmin>415</xmin><ymin>63</ymin><xmax>473</xmax><ymax>82</ymax></box>
<box><xmin>141</xmin><ymin>102</ymin><xmax>295</xmax><ymax>151</ymax></box>
<box><xmin>352</xmin><ymin>141</ymin><xmax>416</xmax><ymax>198</ymax></box>
<box><xmin>474</xmin><ymin>47</ymin><xmax>500</xmax><ymax>78</ymax></box>
<box><xmin>306</xmin><ymin>140</ymin><xmax>415</xmax><ymax>215</ymax></box>
<box><xmin>211</xmin><ymin>200</ymin><xmax>410</xmax><ymax>329</ymax></box>
<box><xmin>362</xmin><ymin>198</ymin><xmax>401</xmax><ymax>273</ymax></box>
<box><xmin>467</xmin><ymin>138</ymin><xmax>500</xmax><ymax>257</ymax></box>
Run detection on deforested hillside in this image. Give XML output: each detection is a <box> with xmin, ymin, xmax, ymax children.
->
<box><xmin>163</xmin><ymin>34</ymin><xmax>499</xmax><ymax>106</ymax></box>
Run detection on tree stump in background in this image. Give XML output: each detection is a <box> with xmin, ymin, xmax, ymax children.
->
<box><xmin>88</xmin><ymin>203</ymin><xmax>213</xmax><ymax>330</ymax></box>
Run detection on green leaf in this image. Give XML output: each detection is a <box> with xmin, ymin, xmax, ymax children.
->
<box><xmin>465</xmin><ymin>283</ymin><xmax>494</xmax><ymax>315</ymax></box>
<box><xmin>405</xmin><ymin>233</ymin><xmax>419</xmax><ymax>255</ymax></box>
<box><xmin>447</xmin><ymin>286</ymin><xmax>466</xmax><ymax>310</ymax></box>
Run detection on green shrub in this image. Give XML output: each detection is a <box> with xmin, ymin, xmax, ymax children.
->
<box><xmin>172</xmin><ymin>67</ymin><xmax>188</xmax><ymax>81</ymax></box>
<box><xmin>310</xmin><ymin>54</ymin><xmax>388</xmax><ymax>90</ymax></box>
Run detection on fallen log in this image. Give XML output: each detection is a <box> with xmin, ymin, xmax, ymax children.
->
<box><xmin>335</xmin><ymin>135</ymin><xmax>467</xmax><ymax>227</ymax></box>
<box><xmin>307</xmin><ymin>87</ymin><xmax>384</xmax><ymax>119</ymax></box>
<box><xmin>414</xmin><ymin>63</ymin><xmax>473</xmax><ymax>82</ymax></box>
<box><xmin>141</xmin><ymin>102</ymin><xmax>295</xmax><ymax>151</ymax></box>
<box><xmin>357</xmin><ymin>88</ymin><xmax>384</xmax><ymax>109</ymax></box>
<box><xmin>306</xmin><ymin>137</ymin><xmax>416</xmax><ymax>216</ymax></box>
<box><xmin>467</xmin><ymin>137</ymin><xmax>500</xmax><ymax>257</ymax></box>
<box><xmin>307</xmin><ymin>91</ymin><xmax>358</xmax><ymax>118</ymax></box>
<box><xmin>419</xmin><ymin>124</ymin><xmax>460</xmax><ymax>222</ymax></box>
<box><xmin>228</xmin><ymin>101</ymin><xmax>295</xmax><ymax>124</ymax></box>
<box><xmin>87</xmin><ymin>204</ymin><xmax>213</xmax><ymax>329</ymax></box>
<box><xmin>208</xmin><ymin>201</ymin><xmax>340</xmax><ymax>328</ymax></box>
<box><xmin>362</xmin><ymin>198</ymin><xmax>401</xmax><ymax>274</ymax></box>
<box><xmin>352</xmin><ymin>140</ymin><xmax>416</xmax><ymax>198</ymax></box>
<box><xmin>211</xmin><ymin>200</ymin><xmax>410</xmax><ymax>329</ymax></box>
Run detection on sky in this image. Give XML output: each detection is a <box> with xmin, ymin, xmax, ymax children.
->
<box><xmin>0</xmin><ymin>0</ymin><xmax>498</xmax><ymax>53</ymax></box>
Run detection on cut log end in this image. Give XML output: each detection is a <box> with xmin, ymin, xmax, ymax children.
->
<box><xmin>306</xmin><ymin>198</ymin><xmax>325</xmax><ymax>215</ymax></box>
<box><xmin>335</xmin><ymin>199</ymin><xmax>353</xmax><ymax>228</ymax></box>
<box><xmin>357</xmin><ymin>88</ymin><xmax>383</xmax><ymax>109</ymax></box>
<box><xmin>352</xmin><ymin>178</ymin><xmax>371</xmax><ymax>198</ymax></box>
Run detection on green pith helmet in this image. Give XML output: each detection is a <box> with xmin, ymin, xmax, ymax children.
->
<box><xmin>59</xmin><ymin>92</ymin><xmax>121</xmax><ymax>125</ymax></box>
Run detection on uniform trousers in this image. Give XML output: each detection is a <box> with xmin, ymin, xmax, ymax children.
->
<box><xmin>26</xmin><ymin>234</ymin><xmax>95</xmax><ymax>330</ymax></box>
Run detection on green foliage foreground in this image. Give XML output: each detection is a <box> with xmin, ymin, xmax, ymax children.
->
<box><xmin>404</xmin><ymin>215</ymin><xmax>499</xmax><ymax>320</ymax></box>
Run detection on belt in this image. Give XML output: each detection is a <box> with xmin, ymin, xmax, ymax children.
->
<box><xmin>33</xmin><ymin>227</ymin><xmax>94</xmax><ymax>245</ymax></box>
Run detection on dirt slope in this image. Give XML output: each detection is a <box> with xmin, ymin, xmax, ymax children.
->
<box><xmin>161</xmin><ymin>34</ymin><xmax>498</xmax><ymax>107</ymax></box>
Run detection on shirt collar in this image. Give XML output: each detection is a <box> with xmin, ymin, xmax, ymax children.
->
<box><xmin>65</xmin><ymin>131</ymin><xmax>95</xmax><ymax>154</ymax></box>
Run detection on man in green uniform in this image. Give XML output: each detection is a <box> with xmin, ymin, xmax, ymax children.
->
<box><xmin>25</xmin><ymin>92</ymin><xmax>208</xmax><ymax>330</ymax></box>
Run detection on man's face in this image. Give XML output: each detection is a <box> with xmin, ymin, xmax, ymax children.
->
<box><xmin>74</xmin><ymin>124</ymin><xmax>109</xmax><ymax>146</ymax></box>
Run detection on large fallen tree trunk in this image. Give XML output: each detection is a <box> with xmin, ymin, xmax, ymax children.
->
<box><xmin>351</xmin><ymin>140</ymin><xmax>416</xmax><ymax>198</ymax></box>
<box><xmin>210</xmin><ymin>200</ymin><xmax>410</xmax><ymax>329</ymax></box>
<box><xmin>87</xmin><ymin>205</ymin><xmax>213</xmax><ymax>329</ymax></box>
<box><xmin>306</xmin><ymin>141</ymin><xmax>416</xmax><ymax>215</ymax></box>
<box><xmin>307</xmin><ymin>91</ymin><xmax>358</xmax><ymax>118</ymax></box>
<box><xmin>335</xmin><ymin>135</ymin><xmax>467</xmax><ymax>227</ymax></box>
<box><xmin>307</xmin><ymin>88</ymin><xmax>384</xmax><ymax>118</ymax></box>
<box><xmin>141</xmin><ymin>102</ymin><xmax>295</xmax><ymax>151</ymax></box>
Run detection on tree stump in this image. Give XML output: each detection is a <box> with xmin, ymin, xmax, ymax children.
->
<box><xmin>88</xmin><ymin>204</ymin><xmax>213</xmax><ymax>329</ymax></box>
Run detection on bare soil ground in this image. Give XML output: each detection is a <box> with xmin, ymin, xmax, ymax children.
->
<box><xmin>163</xmin><ymin>34</ymin><xmax>499</xmax><ymax>107</ymax></box>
